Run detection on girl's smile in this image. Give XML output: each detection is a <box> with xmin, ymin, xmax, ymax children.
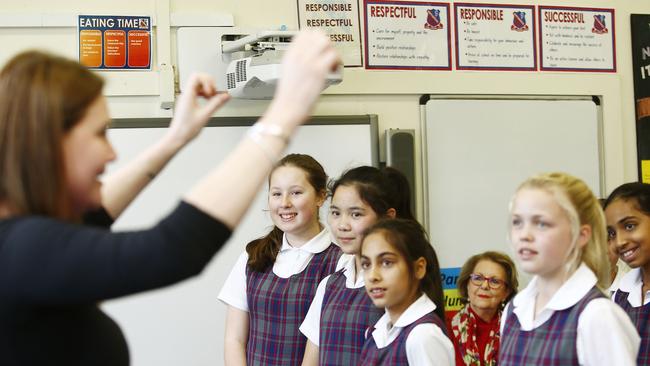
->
<box><xmin>328</xmin><ymin>185</ymin><xmax>379</xmax><ymax>255</ymax></box>
<box><xmin>606</xmin><ymin>198</ymin><xmax>650</xmax><ymax>269</ymax></box>
<box><xmin>269</xmin><ymin>165</ymin><xmax>325</xmax><ymax>245</ymax></box>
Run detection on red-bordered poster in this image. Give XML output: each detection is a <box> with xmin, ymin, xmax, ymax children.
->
<box><xmin>539</xmin><ymin>6</ymin><xmax>616</xmax><ymax>72</ymax></box>
<box><xmin>454</xmin><ymin>3</ymin><xmax>536</xmax><ymax>71</ymax></box>
<box><xmin>364</xmin><ymin>0</ymin><xmax>451</xmax><ymax>70</ymax></box>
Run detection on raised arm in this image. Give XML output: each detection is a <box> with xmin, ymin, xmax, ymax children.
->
<box><xmin>184</xmin><ymin>30</ymin><xmax>340</xmax><ymax>228</ymax></box>
<box><xmin>101</xmin><ymin>79</ymin><xmax>230</xmax><ymax>219</ymax></box>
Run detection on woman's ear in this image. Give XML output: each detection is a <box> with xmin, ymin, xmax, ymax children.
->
<box><xmin>386</xmin><ymin>208</ymin><xmax>396</xmax><ymax>219</ymax></box>
<box><xmin>414</xmin><ymin>257</ymin><xmax>427</xmax><ymax>280</ymax></box>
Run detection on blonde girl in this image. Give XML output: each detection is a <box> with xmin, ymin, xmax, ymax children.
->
<box><xmin>500</xmin><ymin>172</ymin><xmax>639</xmax><ymax>365</ymax></box>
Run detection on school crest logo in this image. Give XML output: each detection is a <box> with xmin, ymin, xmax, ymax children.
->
<box><xmin>510</xmin><ymin>11</ymin><xmax>528</xmax><ymax>31</ymax></box>
<box><xmin>425</xmin><ymin>8</ymin><xmax>443</xmax><ymax>30</ymax></box>
<box><xmin>592</xmin><ymin>14</ymin><xmax>608</xmax><ymax>34</ymax></box>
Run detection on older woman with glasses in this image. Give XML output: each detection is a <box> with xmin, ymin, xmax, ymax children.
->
<box><xmin>450</xmin><ymin>251</ymin><xmax>518</xmax><ymax>366</ymax></box>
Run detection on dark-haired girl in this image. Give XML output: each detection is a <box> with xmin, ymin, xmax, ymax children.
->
<box><xmin>300</xmin><ymin>166</ymin><xmax>413</xmax><ymax>365</ymax></box>
<box><xmin>219</xmin><ymin>154</ymin><xmax>341</xmax><ymax>366</ymax></box>
<box><xmin>605</xmin><ymin>182</ymin><xmax>650</xmax><ymax>364</ymax></box>
<box><xmin>359</xmin><ymin>219</ymin><xmax>454</xmax><ymax>365</ymax></box>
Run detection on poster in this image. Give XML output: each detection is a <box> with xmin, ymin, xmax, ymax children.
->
<box><xmin>455</xmin><ymin>3</ymin><xmax>536</xmax><ymax>70</ymax></box>
<box><xmin>631</xmin><ymin>14</ymin><xmax>650</xmax><ymax>182</ymax></box>
<box><xmin>441</xmin><ymin>267</ymin><xmax>462</xmax><ymax>325</ymax></box>
<box><xmin>364</xmin><ymin>0</ymin><xmax>451</xmax><ymax>70</ymax></box>
<box><xmin>298</xmin><ymin>0</ymin><xmax>363</xmax><ymax>66</ymax></box>
<box><xmin>78</xmin><ymin>15</ymin><xmax>152</xmax><ymax>70</ymax></box>
<box><xmin>539</xmin><ymin>6</ymin><xmax>615</xmax><ymax>72</ymax></box>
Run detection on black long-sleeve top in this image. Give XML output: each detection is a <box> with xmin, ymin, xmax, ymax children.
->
<box><xmin>0</xmin><ymin>202</ymin><xmax>231</xmax><ymax>366</ymax></box>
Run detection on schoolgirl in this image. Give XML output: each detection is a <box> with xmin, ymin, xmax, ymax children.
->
<box><xmin>299</xmin><ymin>166</ymin><xmax>414</xmax><ymax>365</ymax></box>
<box><xmin>359</xmin><ymin>219</ymin><xmax>454</xmax><ymax>365</ymax></box>
<box><xmin>605</xmin><ymin>182</ymin><xmax>650</xmax><ymax>364</ymax></box>
<box><xmin>218</xmin><ymin>154</ymin><xmax>341</xmax><ymax>366</ymax></box>
<box><xmin>500</xmin><ymin>172</ymin><xmax>639</xmax><ymax>365</ymax></box>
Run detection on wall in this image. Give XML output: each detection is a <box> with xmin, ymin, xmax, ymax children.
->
<box><xmin>1</xmin><ymin>0</ymin><xmax>646</xmax><ymax>215</ymax></box>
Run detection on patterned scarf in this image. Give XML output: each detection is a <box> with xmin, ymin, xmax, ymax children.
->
<box><xmin>451</xmin><ymin>305</ymin><xmax>501</xmax><ymax>366</ymax></box>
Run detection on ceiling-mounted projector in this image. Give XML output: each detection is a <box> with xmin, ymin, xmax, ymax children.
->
<box><xmin>222</xmin><ymin>30</ymin><xmax>342</xmax><ymax>99</ymax></box>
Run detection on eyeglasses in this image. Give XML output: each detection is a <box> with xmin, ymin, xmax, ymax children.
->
<box><xmin>469</xmin><ymin>273</ymin><xmax>507</xmax><ymax>289</ymax></box>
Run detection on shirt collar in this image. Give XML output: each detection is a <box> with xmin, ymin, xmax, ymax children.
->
<box><xmin>338</xmin><ymin>253</ymin><xmax>364</xmax><ymax>288</ymax></box>
<box><xmin>617</xmin><ymin>268</ymin><xmax>645</xmax><ymax>307</ymax></box>
<box><xmin>371</xmin><ymin>294</ymin><xmax>436</xmax><ymax>347</ymax></box>
<box><xmin>279</xmin><ymin>227</ymin><xmax>332</xmax><ymax>253</ymax></box>
<box><xmin>618</xmin><ymin>267</ymin><xmax>642</xmax><ymax>293</ymax></box>
<box><xmin>513</xmin><ymin>262</ymin><xmax>597</xmax><ymax>311</ymax></box>
<box><xmin>393</xmin><ymin>293</ymin><xmax>437</xmax><ymax>328</ymax></box>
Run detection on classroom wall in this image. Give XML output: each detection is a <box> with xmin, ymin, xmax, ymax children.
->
<box><xmin>2</xmin><ymin>0</ymin><xmax>648</xmax><ymax>220</ymax></box>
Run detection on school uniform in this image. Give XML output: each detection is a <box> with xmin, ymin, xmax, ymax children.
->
<box><xmin>300</xmin><ymin>253</ymin><xmax>384</xmax><ymax>365</ymax></box>
<box><xmin>359</xmin><ymin>293</ymin><xmax>455</xmax><ymax>366</ymax></box>
<box><xmin>500</xmin><ymin>263</ymin><xmax>639</xmax><ymax>366</ymax></box>
<box><xmin>612</xmin><ymin>268</ymin><xmax>650</xmax><ymax>364</ymax></box>
<box><xmin>218</xmin><ymin>228</ymin><xmax>341</xmax><ymax>366</ymax></box>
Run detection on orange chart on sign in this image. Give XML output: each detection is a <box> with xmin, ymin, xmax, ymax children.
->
<box><xmin>79</xmin><ymin>30</ymin><xmax>102</xmax><ymax>68</ymax></box>
<box><xmin>128</xmin><ymin>30</ymin><xmax>150</xmax><ymax>68</ymax></box>
<box><xmin>104</xmin><ymin>30</ymin><xmax>126</xmax><ymax>67</ymax></box>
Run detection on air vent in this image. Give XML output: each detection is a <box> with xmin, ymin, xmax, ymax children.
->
<box><xmin>226</xmin><ymin>73</ymin><xmax>236</xmax><ymax>89</ymax></box>
<box><xmin>236</xmin><ymin>59</ymin><xmax>247</xmax><ymax>82</ymax></box>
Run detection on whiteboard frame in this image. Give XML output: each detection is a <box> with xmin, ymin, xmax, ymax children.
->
<box><xmin>419</xmin><ymin>95</ymin><xmax>604</xmax><ymax>236</ymax></box>
<box><xmin>111</xmin><ymin>114</ymin><xmax>379</xmax><ymax>167</ymax></box>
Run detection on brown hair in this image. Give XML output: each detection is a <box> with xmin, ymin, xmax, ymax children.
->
<box><xmin>362</xmin><ymin>219</ymin><xmax>445</xmax><ymax>321</ymax></box>
<box><xmin>457</xmin><ymin>251</ymin><xmax>518</xmax><ymax>306</ymax></box>
<box><xmin>246</xmin><ymin>154</ymin><xmax>328</xmax><ymax>272</ymax></box>
<box><xmin>0</xmin><ymin>50</ymin><xmax>104</xmax><ymax>220</ymax></box>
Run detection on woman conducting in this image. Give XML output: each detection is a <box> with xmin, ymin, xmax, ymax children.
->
<box><xmin>0</xmin><ymin>30</ymin><xmax>339</xmax><ymax>366</ymax></box>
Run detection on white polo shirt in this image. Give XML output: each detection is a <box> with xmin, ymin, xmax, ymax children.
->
<box><xmin>369</xmin><ymin>293</ymin><xmax>455</xmax><ymax>366</ymax></box>
<box><xmin>218</xmin><ymin>227</ymin><xmax>333</xmax><ymax>312</ymax></box>
<box><xmin>300</xmin><ymin>253</ymin><xmax>364</xmax><ymax>345</ymax></box>
<box><xmin>501</xmin><ymin>263</ymin><xmax>639</xmax><ymax>366</ymax></box>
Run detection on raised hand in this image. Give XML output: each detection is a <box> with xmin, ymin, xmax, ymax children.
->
<box><xmin>167</xmin><ymin>73</ymin><xmax>231</xmax><ymax>146</ymax></box>
<box><xmin>265</xmin><ymin>30</ymin><xmax>341</xmax><ymax>130</ymax></box>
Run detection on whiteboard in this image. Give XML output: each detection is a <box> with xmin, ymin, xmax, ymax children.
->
<box><xmin>101</xmin><ymin>116</ymin><xmax>378</xmax><ymax>366</ymax></box>
<box><xmin>421</xmin><ymin>98</ymin><xmax>602</xmax><ymax>269</ymax></box>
